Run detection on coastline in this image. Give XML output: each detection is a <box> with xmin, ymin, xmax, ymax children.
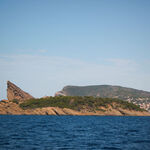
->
<box><xmin>0</xmin><ymin>102</ymin><xmax>150</xmax><ymax>116</ymax></box>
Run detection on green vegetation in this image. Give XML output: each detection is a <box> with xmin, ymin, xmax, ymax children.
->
<box><xmin>12</xmin><ymin>99</ymin><xmax>19</xmax><ymax>104</ymax></box>
<box><xmin>20</xmin><ymin>96</ymin><xmax>145</xmax><ymax>112</ymax></box>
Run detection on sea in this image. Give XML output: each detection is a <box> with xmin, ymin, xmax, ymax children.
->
<box><xmin>0</xmin><ymin>115</ymin><xmax>150</xmax><ymax>150</ymax></box>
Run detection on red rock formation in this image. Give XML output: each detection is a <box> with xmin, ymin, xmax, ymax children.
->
<box><xmin>7</xmin><ymin>81</ymin><xmax>34</xmax><ymax>101</ymax></box>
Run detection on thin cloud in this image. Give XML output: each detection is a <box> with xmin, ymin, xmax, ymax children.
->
<box><xmin>38</xmin><ymin>49</ymin><xmax>47</xmax><ymax>53</ymax></box>
<box><xmin>0</xmin><ymin>54</ymin><xmax>150</xmax><ymax>99</ymax></box>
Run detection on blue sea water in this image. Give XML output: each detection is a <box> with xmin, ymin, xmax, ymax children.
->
<box><xmin>0</xmin><ymin>116</ymin><xmax>150</xmax><ymax>150</ymax></box>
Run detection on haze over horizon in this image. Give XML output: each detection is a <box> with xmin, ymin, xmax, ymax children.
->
<box><xmin>0</xmin><ymin>0</ymin><xmax>150</xmax><ymax>99</ymax></box>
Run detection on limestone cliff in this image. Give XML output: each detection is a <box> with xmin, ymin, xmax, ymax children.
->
<box><xmin>7</xmin><ymin>81</ymin><xmax>34</xmax><ymax>102</ymax></box>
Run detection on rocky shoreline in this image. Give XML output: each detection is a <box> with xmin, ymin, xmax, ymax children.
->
<box><xmin>0</xmin><ymin>100</ymin><xmax>150</xmax><ymax>116</ymax></box>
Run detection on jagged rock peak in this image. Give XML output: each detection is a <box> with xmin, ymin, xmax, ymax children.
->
<box><xmin>7</xmin><ymin>81</ymin><xmax>34</xmax><ymax>101</ymax></box>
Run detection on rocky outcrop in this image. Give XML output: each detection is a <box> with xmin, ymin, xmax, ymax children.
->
<box><xmin>55</xmin><ymin>91</ymin><xmax>66</xmax><ymax>96</ymax></box>
<box><xmin>7</xmin><ymin>81</ymin><xmax>34</xmax><ymax>102</ymax></box>
<box><xmin>0</xmin><ymin>101</ymin><xmax>150</xmax><ymax>116</ymax></box>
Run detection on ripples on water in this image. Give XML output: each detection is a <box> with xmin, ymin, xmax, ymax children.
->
<box><xmin>0</xmin><ymin>115</ymin><xmax>150</xmax><ymax>150</ymax></box>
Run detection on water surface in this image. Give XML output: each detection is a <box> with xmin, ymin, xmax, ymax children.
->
<box><xmin>0</xmin><ymin>115</ymin><xmax>150</xmax><ymax>150</ymax></box>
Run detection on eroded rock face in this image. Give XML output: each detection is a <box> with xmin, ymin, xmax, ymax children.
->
<box><xmin>0</xmin><ymin>102</ymin><xmax>150</xmax><ymax>116</ymax></box>
<box><xmin>55</xmin><ymin>91</ymin><xmax>66</xmax><ymax>96</ymax></box>
<box><xmin>7</xmin><ymin>81</ymin><xmax>34</xmax><ymax>101</ymax></box>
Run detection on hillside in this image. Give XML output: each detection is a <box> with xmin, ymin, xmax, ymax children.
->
<box><xmin>19</xmin><ymin>96</ymin><xmax>143</xmax><ymax>111</ymax></box>
<box><xmin>0</xmin><ymin>96</ymin><xmax>149</xmax><ymax>116</ymax></box>
<box><xmin>55</xmin><ymin>85</ymin><xmax>150</xmax><ymax>111</ymax></box>
<box><xmin>55</xmin><ymin>85</ymin><xmax>150</xmax><ymax>98</ymax></box>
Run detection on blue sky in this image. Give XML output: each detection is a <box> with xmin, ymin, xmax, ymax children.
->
<box><xmin>0</xmin><ymin>0</ymin><xmax>150</xmax><ymax>99</ymax></box>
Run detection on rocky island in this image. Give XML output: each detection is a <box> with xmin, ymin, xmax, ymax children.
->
<box><xmin>0</xmin><ymin>81</ymin><xmax>150</xmax><ymax>116</ymax></box>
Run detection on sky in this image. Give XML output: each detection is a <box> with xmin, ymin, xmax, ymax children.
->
<box><xmin>0</xmin><ymin>0</ymin><xmax>150</xmax><ymax>99</ymax></box>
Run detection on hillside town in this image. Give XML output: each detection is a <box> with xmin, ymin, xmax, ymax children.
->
<box><xmin>127</xmin><ymin>98</ymin><xmax>150</xmax><ymax>112</ymax></box>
